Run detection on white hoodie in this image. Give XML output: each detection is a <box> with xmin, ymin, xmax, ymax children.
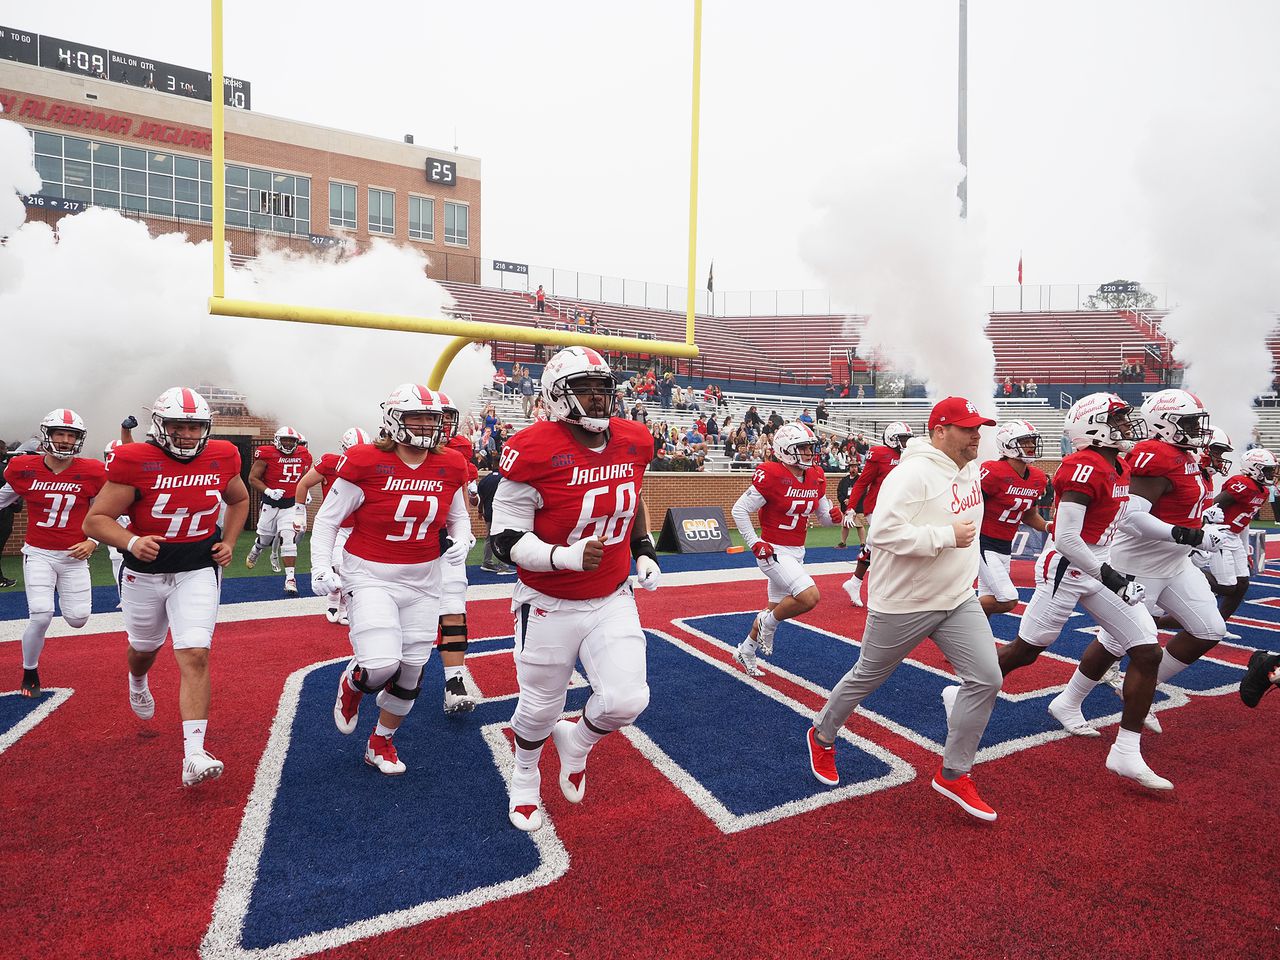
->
<box><xmin>865</xmin><ymin>437</ymin><xmax>984</xmax><ymax>614</ymax></box>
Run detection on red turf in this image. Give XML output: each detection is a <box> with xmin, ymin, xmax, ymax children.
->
<box><xmin>0</xmin><ymin>570</ymin><xmax>1277</xmax><ymax>960</ymax></box>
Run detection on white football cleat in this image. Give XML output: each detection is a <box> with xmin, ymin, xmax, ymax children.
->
<box><xmin>325</xmin><ymin>606</ymin><xmax>340</xmax><ymax>623</ymax></box>
<box><xmin>245</xmin><ymin>544</ymin><xmax>261</xmax><ymax>569</ymax></box>
<box><xmin>1143</xmin><ymin>710</ymin><xmax>1163</xmax><ymax>734</ymax></box>
<box><xmin>551</xmin><ymin>718</ymin><xmax>588</xmax><ymax>804</ymax></box>
<box><xmin>1223</xmin><ymin>630</ymin><xmax>1242</xmax><ymax>641</ymax></box>
<box><xmin>283</xmin><ymin>577</ymin><xmax>298</xmax><ymax>596</ymax></box>
<box><xmin>1105</xmin><ymin>745</ymin><xmax>1173</xmax><ymax>791</ymax></box>
<box><xmin>333</xmin><ymin>670</ymin><xmax>362</xmax><ymax>735</ymax></box>
<box><xmin>941</xmin><ymin>684</ymin><xmax>959</xmax><ymax>722</ymax></box>
<box><xmin>1047</xmin><ymin>694</ymin><xmax>1100</xmax><ymax>737</ymax></box>
<box><xmin>1102</xmin><ymin>662</ymin><xmax>1124</xmax><ymax>693</ymax></box>
<box><xmin>734</xmin><ymin>643</ymin><xmax>764</xmax><ymax>678</ymax></box>
<box><xmin>182</xmin><ymin>749</ymin><xmax>224</xmax><ymax>787</ymax></box>
<box><xmin>364</xmin><ymin>734</ymin><xmax>406</xmax><ymax>775</ymax></box>
<box><xmin>508</xmin><ymin>762</ymin><xmax>544</xmax><ymax>832</ymax></box>
<box><xmin>754</xmin><ymin>611</ymin><xmax>777</xmax><ymax>656</ymax></box>
<box><xmin>443</xmin><ymin>675</ymin><xmax>477</xmax><ymax>714</ymax></box>
<box><xmin>338</xmin><ymin>611</ymin><xmax>350</xmax><ymax>626</ymax></box>
<box><xmin>129</xmin><ymin>686</ymin><xmax>155</xmax><ymax>721</ymax></box>
<box><xmin>842</xmin><ymin>577</ymin><xmax>863</xmax><ymax>607</ymax></box>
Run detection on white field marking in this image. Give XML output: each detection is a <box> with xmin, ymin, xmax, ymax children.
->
<box><xmin>200</xmin><ymin>659</ymin><xmax>569</xmax><ymax>960</ymax></box>
<box><xmin>674</xmin><ymin>614</ymin><xmax>1189</xmax><ymax>764</ymax></box>
<box><xmin>620</xmin><ymin>628</ymin><xmax>914</xmax><ymax>835</ymax></box>
<box><xmin>0</xmin><ymin>688</ymin><xmax>73</xmax><ymax>756</ymax></box>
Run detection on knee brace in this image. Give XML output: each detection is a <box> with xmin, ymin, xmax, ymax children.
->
<box><xmin>351</xmin><ymin>658</ymin><xmax>400</xmax><ymax>694</ymax></box>
<box><xmin>584</xmin><ymin>682</ymin><xmax>651</xmax><ymax>732</ymax></box>
<box><xmin>376</xmin><ymin>662</ymin><xmax>424</xmax><ymax>717</ymax></box>
<box><xmin>439</xmin><ymin>617</ymin><xmax>468</xmax><ymax>653</ymax></box>
<box><xmin>255</xmin><ymin>534</ymin><xmax>273</xmax><ymax>550</ymax></box>
<box><xmin>278</xmin><ymin>529</ymin><xmax>297</xmax><ymax>559</ymax></box>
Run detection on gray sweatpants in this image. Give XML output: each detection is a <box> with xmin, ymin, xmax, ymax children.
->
<box><xmin>814</xmin><ymin>594</ymin><xmax>1002</xmax><ymax>775</ymax></box>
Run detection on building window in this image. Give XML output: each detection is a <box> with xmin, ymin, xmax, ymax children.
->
<box><xmin>408</xmin><ymin>195</ymin><xmax>434</xmax><ymax>241</ymax></box>
<box><xmin>444</xmin><ymin>201</ymin><xmax>468</xmax><ymax>246</ymax></box>
<box><xmin>368</xmin><ymin>188</ymin><xmax>395</xmax><ymax>236</ymax></box>
<box><xmin>329</xmin><ymin>181</ymin><xmax>356</xmax><ymax>230</ymax></box>
<box><xmin>25</xmin><ymin>128</ymin><xmax>306</xmax><ymax>233</ymax></box>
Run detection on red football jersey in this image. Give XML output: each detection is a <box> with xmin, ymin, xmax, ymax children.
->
<box><xmin>2</xmin><ymin>455</ymin><xmax>106</xmax><ymax>550</ymax></box>
<box><xmin>979</xmin><ymin>459</ymin><xmax>1048</xmax><ymax>541</ymax></box>
<box><xmin>751</xmin><ymin>460</ymin><xmax>827</xmax><ymax>548</ymax></box>
<box><xmin>1221</xmin><ymin>474</ymin><xmax>1269</xmax><ymax>534</ymax></box>
<box><xmin>501</xmin><ymin>418</ymin><xmax>653</xmax><ymax>601</ymax></box>
<box><xmin>846</xmin><ymin>445</ymin><xmax>900</xmax><ymax>515</ymax></box>
<box><xmin>314</xmin><ymin>452</ymin><xmax>354</xmax><ymax>529</ymax></box>
<box><xmin>254</xmin><ymin>445</ymin><xmax>314</xmax><ymax>505</ymax></box>
<box><xmin>338</xmin><ymin>444</ymin><xmax>469</xmax><ymax>564</ymax></box>
<box><xmin>446</xmin><ymin>434</ymin><xmax>480</xmax><ymax>482</ymax></box>
<box><xmin>1125</xmin><ymin>440</ymin><xmax>1208</xmax><ymax>526</ymax></box>
<box><xmin>109</xmin><ymin>440</ymin><xmax>241</xmax><ymax>543</ymax></box>
<box><xmin>1049</xmin><ymin>448</ymin><xmax>1130</xmax><ymax>545</ymax></box>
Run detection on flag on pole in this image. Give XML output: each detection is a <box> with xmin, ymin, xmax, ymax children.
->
<box><xmin>706</xmin><ymin>261</ymin><xmax>714</xmax><ymax>293</ymax></box>
<box><xmin>1017</xmin><ymin>254</ymin><xmax>1023</xmax><ymax>286</ymax></box>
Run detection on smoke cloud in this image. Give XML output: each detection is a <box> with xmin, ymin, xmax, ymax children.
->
<box><xmin>0</xmin><ymin>115</ymin><xmax>493</xmax><ymax>455</ymax></box>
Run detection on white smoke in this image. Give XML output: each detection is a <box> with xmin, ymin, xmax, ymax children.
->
<box><xmin>0</xmin><ymin>103</ymin><xmax>42</xmax><ymax>290</ymax></box>
<box><xmin>800</xmin><ymin>151</ymin><xmax>996</xmax><ymax>429</ymax></box>
<box><xmin>1138</xmin><ymin>8</ymin><xmax>1280</xmax><ymax>456</ymax></box>
<box><xmin>0</xmin><ymin>116</ymin><xmax>493</xmax><ymax>455</ymax></box>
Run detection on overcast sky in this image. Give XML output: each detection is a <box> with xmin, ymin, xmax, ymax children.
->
<box><xmin>6</xmin><ymin>0</ymin><xmax>1277</xmax><ymax>297</ymax></box>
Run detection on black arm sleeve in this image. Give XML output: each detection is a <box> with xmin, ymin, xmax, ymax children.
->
<box><xmin>491</xmin><ymin>529</ymin><xmax>528</xmax><ymax>565</ymax></box>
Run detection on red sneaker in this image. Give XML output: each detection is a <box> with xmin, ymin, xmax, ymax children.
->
<box><xmin>364</xmin><ymin>733</ymin><xmax>406</xmax><ymax>775</ymax></box>
<box><xmin>931</xmin><ymin>768</ymin><xmax>997</xmax><ymax>822</ymax></box>
<box><xmin>807</xmin><ymin>728</ymin><xmax>839</xmax><ymax>786</ymax></box>
<box><xmin>334</xmin><ymin>671</ymin><xmax>362</xmax><ymax>735</ymax></box>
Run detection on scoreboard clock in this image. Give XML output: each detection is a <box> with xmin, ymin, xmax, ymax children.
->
<box><xmin>426</xmin><ymin>157</ymin><xmax>456</xmax><ymax>186</ymax></box>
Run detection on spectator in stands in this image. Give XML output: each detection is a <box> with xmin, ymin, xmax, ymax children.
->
<box><xmin>766</xmin><ymin>410</ymin><xmax>784</xmax><ymax>436</ymax></box>
<box><xmin>624</xmin><ymin>376</ymin><xmax>637</xmax><ymax>399</ymax></box>
<box><xmin>854</xmin><ymin>433</ymin><xmax>869</xmax><ymax>458</ymax></box>
<box><xmin>482</xmin><ymin>404</ymin><xmax>498</xmax><ymax>433</ymax></box>
<box><xmin>518</xmin><ymin>368</ymin><xmax>535</xmax><ymax>418</ymax></box>
<box><xmin>1002</xmin><ymin>376</ymin><xmax>1014</xmax><ymax>396</ymax></box>
<box><xmin>684</xmin><ymin>426</ymin><xmax>707</xmax><ymax>457</ymax></box>
<box><xmin>744</xmin><ymin>405</ymin><xmax>763</xmax><ymax>433</ymax></box>
<box><xmin>799</xmin><ymin>408</ymin><xmax>815</xmax><ymax>425</ymax></box>
<box><xmin>703</xmin><ymin>384</ymin><xmax>716</xmax><ymax>407</ymax></box>
<box><xmin>1025</xmin><ymin>378</ymin><xmax>1037</xmax><ymax>398</ymax></box>
<box><xmin>532</xmin><ymin>397</ymin><xmax>549</xmax><ymax>422</ymax></box>
<box><xmin>492</xmin><ymin>367</ymin><xmax>508</xmax><ymax>394</ymax></box>
<box><xmin>824</xmin><ymin>377</ymin><xmax>836</xmax><ymax>398</ymax></box>
<box><xmin>673</xmin><ymin>384</ymin><xmax>687</xmax><ymax>411</ymax></box>
<box><xmin>631</xmin><ymin>401</ymin><xmax>649</xmax><ymax>424</ymax></box>
<box><xmin>816</xmin><ymin>400</ymin><xmax>829</xmax><ymax>424</ymax></box>
<box><xmin>535</xmin><ymin>285</ymin><xmax>546</xmax><ymax>313</ymax></box>
<box><xmin>720</xmin><ymin>413</ymin><xmax>733</xmax><ymax>438</ymax></box>
<box><xmin>659</xmin><ymin>372</ymin><xmax>674</xmax><ymax>410</ymax></box>
<box><xmin>857</xmin><ymin>384</ymin><xmax>866</xmax><ymax>400</ymax></box>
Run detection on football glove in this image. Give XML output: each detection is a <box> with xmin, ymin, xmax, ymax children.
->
<box><xmin>751</xmin><ymin>541</ymin><xmax>776</xmax><ymax>562</ymax></box>
<box><xmin>443</xmin><ymin>534</ymin><xmax>474</xmax><ymax>566</ymax></box>
<box><xmin>121</xmin><ymin>415</ymin><xmax>138</xmax><ymax>429</ymax></box>
<box><xmin>311</xmin><ymin>567</ymin><xmax>342</xmax><ymax>597</ymax></box>
<box><xmin>842</xmin><ymin>512</ymin><xmax>858</xmax><ymax>529</ymax></box>
<box><xmin>1099</xmin><ymin>563</ymin><xmax>1145</xmax><ymax>606</ymax></box>
<box><xmin>635</xmin><ymin>554</ymin><xmax>661</xmax><ymax>591</ymax></box>
<box><xmin>829</xmin><ymin>506</ymin><xmax>844</xmax><ymax>526</ymax></box>
<box><xmin>264</xmin><ymin>487</ymin><xmax>286</xmax><ymax>501</ymax></box>
<box><xmin>1201</xmin><ymin>505</ymin><xmax>1225</xmax><ymax>525</ymax></box>
<box><xmin>292</xmin><ymin>504</ymin><xmax>307</xmax><ymax>533</ymax></box>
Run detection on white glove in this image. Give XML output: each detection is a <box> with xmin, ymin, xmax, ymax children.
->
<box><xmin>842</xmin><ymin>512</ymin><xmax>857</xmax><ymax>529</ymax></box>
<box><xmin>1202</xmin><ymin>524</ymin><xmax>1228</xmax><ymax>551</ymax></box>
<box><xmin>264</xmin><ymin>487</ymin><xmax>286</xmax><ymax>501</ymax></box>
<box><xmin>635</xmin><ymin>554</ymin><xmax>661</xmax><ymax>591</ymax></box>
<box><xmin>443</xmin><ymin>534</ymin><xmax>475</xmax><ymax>565</ymax></box>
<box><xmin>556</xmin><ymin>537</ymin><xmax>596</xmax><ymax>572</ymax></box>
<box><xmin>292</xmin><ymin>504</ymin><xmax>308</xmax><ymax>533</ymax></box>
<box><xmin>1119</xmin><ymin>580</ymin><xmax>1146</xmax><ymax>607</ymax></box>
<box><xmin>311</xmin><ymin>567</ymin><xmax>342</xmax><ymax>597</ymax></box>
<box><xmin>1201</xmin><ymin>505</ymin><xmax>1225</xmax><ymax>525</ymax></box>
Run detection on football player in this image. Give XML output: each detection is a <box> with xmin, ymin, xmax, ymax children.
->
<box><xmin>84</xmin><ymin>388</ymin><xmax>250</xmax><ymax>787</ymax></box>
<box><xmin>729</xmin><ymin>422</ymin><xmax>842</xmax><ymax>676</ymax></box>
<box><xmin>310</xmin><ymin>386</ymin><xmax>472</xmax><ymax>776</ymax></box>
<box><xmin>293</xmin><ymin>427</ymin><xmax>371</xmax><ymax>624</ymax></box>
<box><xmin>1239</xmin><ymin>648</ymin><xmax>1280</xmax><ymax>707</ymax></box>
<box><xmin>979</xmin><ymin>393</ymin><xmax>1173</xmax><ymax>790</ymax></box>
<box><xmin>246</xmin><ymin>426</ymin><xmax>313</xmax><ymax>595</ymax></box>
<box><xmin>489</xmin><ymin>346</ymin><xmax>661</xmax><ymax>832</ymax></box>
<box><xmin>841</xmin><ymin>421</ymin><xmax>912</xmax><ymax>606</ymax></box>
<box><xmin>0</xmin><ymin>409</ymin><xmax>105</xmax><ymax>697</ymax></box>
<box><xmin>102</xmin><ymin>415</ymin><xmax>141</xmax><ymax>608</ymax></box>
<box><xmin>1204</xmin><ymin>446</ymin><xmax>1274</xmax><ymax>631</ymax></box>
<box><xmin>1083</xmin><ymin>390</ymin><xmax>1228</xmax><ymax>747</ymax></box>
<box><xmin>977</xmin><ymin>420</ymin><xmax>1048</xmax><ymax>618</ymax></box>
<box><xmin>438</xmin><ymin>402</ymin><xmax>482</xmax><ymax>714</ymax></box>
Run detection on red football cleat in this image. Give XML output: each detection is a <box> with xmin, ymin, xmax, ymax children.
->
<box><xmin>364</xmin><ymin>733</ymin><xmax>406</xmax><ymax>775</ymax></box>
<box><xmin>334</xmin><ymin>671</ymin><xmax>362</xmax><ymax>735</ymax></box>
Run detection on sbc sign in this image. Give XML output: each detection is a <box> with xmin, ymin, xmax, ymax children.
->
<box><xmin>657</xmin><ymin>507</ymin><xmax>730</xmax><ymax>554</ymax></box>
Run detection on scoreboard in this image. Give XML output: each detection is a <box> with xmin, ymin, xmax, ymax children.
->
<box><xmin>0</xmin><ymin>25</ymin><xmax>251</xmax><ymax>109</ymax></box>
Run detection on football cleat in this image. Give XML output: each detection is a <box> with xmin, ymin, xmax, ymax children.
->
<box><xmin>19</xmin><ymin>668</ymin><xmax>40</xmax><ymax>698</ymax></box>
<box><xmin>842</xmin><ymin>576</ymin><xmax>863</xmax><ymax>607</ymax></box>
<box><xmin>733</xmin><ymin>643</ymin><xmax>764</xmax><ymax>678</ymax></box>
<box><xmin>338</xmin><ymin>610</ymin><xmax>351</xmax><ymax>626</ymax></box>
<box><xmin>182</xmin><ymin>750</ymin><xmax>224</xmax><ymax>787</ymax></box>
<box><xmin>245</xmin><ymin>544</ymin><xmax>261</xmax><ymax>569</ymax></box>
<box><xmin>508</xmin><ymin>762</ymin><xmax>544</xmax><ymax>832</ymax></box>
<box><xmin>443</xmin><ymin>674</ymin><xmax>477</xmax><ymax>714</ymax></box>
<box><xmin>129</xmin><ymin>685</ymin><xmax>155</xmax><ymax>720</ymax></box>
<box><xmin>1047</xmin><ymin>693</ymin><xmax>1100</xmax><ymax>737</ymax></box>
<box><xmin>364</xmin><ymin>734</ymin><xmax>406</xmax><ymax>775</ymax></box>
<box><xmin>931</xmin><ymin>768</ymin><xmax>997</xmax><ymax>821</ymax></box>
<box><xmin>1223</xmin><ymin>630</ymin><xmax>1242</xmax><ymax>641</ymax></box>
<box><xmin>1105</xmin><ymin>745</ymin><xmax>1173</xmax><ymax>791</ymax></box>
<box><xmin>754</xmin><ymin>611</ymin><xmax>777</xmax><ymax>656</ymax></box>
<box><xmin>1240</xmin><ymin>650</ymin><xmax>1280</xmax><ymax>708</ymax></box>
<box><xmin>806</xmin><ymin>728</ymin><xmax>839</xmax><ymax>786</ymax></box>
<box><xmin>551</xmin><ymin>718</ymin><xmax>588</xmax><ymax>803</ymax></box>
<box><xmin>1102</xmin><ymin>665</ymin><xmax>1161</xmax><ymax>731</ymax></box>
<box><xmin>283</xmin><ymin>577</ymin><xmax>298</xmax><ymax>596</ymax></box>
<box><xmin>325</xmin><ymin>606</ymin><xmax>340</xmax><ymax>623</ymax></box>
<box><xmin>269</xmin><ymin>546</ymin><xmax>282</xmax><ymax>573</ymax></box>
<box><xmin>334</xmin><ymin>670</ymin><xmax>362</xmax><ymax>735</ymax></box>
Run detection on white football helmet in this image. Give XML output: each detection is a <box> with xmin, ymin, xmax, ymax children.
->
<box><xmin>773</xmin><ymin>422</ymin><xmax>821</xmax><ymax>467</ymax></box>
<box><xmin>103</xmin><ymin>439</ymin><xmax>122</xmax><ymax>461</ymax></box>
<box><xmin>1241</xmin><ymin>448</ymin><xmax>1277</xmax><ymax>485</ymax></box>
<box><xmin>274</xmin><ymin>426</ymin><xmax>302</xmax><ymax>455</ymax></box>
<box><xmin>436</xmin><ymin>391</ymin><xmax>461</xmax><ymax>443</ymax></box>
<box><xmin>381</xmin><ymin>384</ymin><xmax>449</xmax><ymax>449</ymax></box>
<box><xmin>1141</xmin><ymin>389</ymin><xmax>1210</xmax><ymax>449</ymax></box>
<box><xmin>541</xmin><ymin>346</ymin><xmax>617</xmax><ymax>433</ymax></box>
<box><xmin>1201</xmin><ymin>426</ymin><xmax>1233</xmax><ymax>476</ymax></box>
<box><xmin>1064</xmin><ymin>392</ymin><xmax>1145</xmax><ymax>453</ymax></box>
<box><xmin>996</xmin><ymin>419</ymin><xmax>1042</xmax><ymax>462</ymax></box>
<box><xmin>339</xmin><ymin>427</ymin><xmax>371</xmax><ymax>453</ymax></box>
<box><xmin>38</xmin><ymin>409</ymin><xmax>86</xmax><ymax>459</ymax></box>
<box><xmin>149</xmin><ymin>388</ymin><xmax>213</xmax><ymax>461</ymax></box>
<box><xmin>883</xmin><ymin>421</ymin><xmax>913</xmax><ymax>451</ymax></box>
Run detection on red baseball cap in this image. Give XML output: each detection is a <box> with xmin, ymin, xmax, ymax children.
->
<box><xmin>928</xmin><ymin>396</ymin><xmax>997</xmax><ymax>431</ymax></box>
